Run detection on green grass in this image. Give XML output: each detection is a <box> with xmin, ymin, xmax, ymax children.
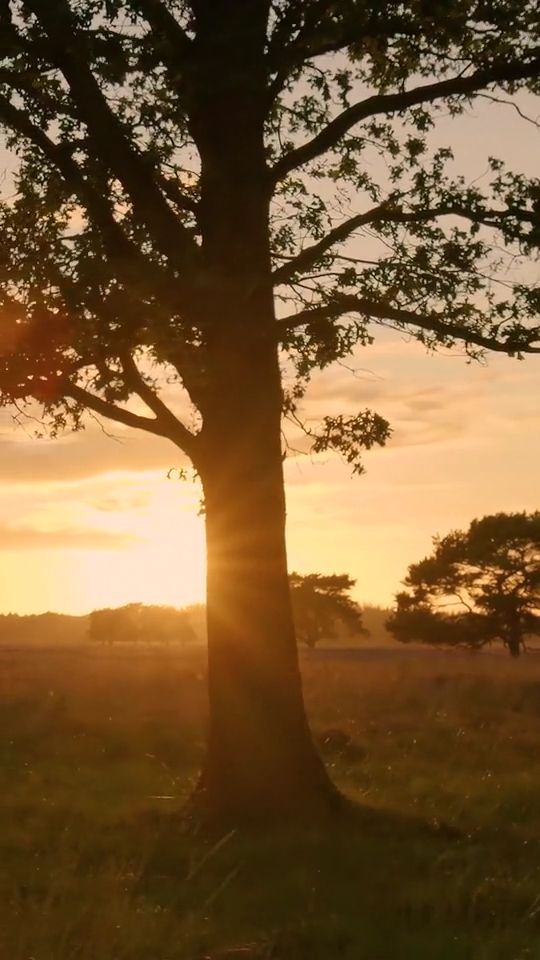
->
<box><xmin>2</xmin><ymin>645</ymin><xmax>540</xmax><ymax>959</ymax></box>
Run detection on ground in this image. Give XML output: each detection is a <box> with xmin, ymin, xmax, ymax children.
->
<box><xmin>2</xmin><ymin>643</ymin><xmax>540</xmax><ymax>959</ymax></box>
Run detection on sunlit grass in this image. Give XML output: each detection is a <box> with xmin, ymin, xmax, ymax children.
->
<box><xmin>2</xmin><ymin>645</ymin><xmax>540</xmax><ymax>958</ymax></box>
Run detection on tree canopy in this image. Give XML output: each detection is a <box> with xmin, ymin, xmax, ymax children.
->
<box><xmin>0</xmin><ymin>0</ymin><xmax>539</xmax><ymax>465</ymax></box>
<box><xmin>387</xmin><ymin>512</ymin><xmax>540</xmax><ymax>657</ymax></box>
<box><xmin>290</xmin><ymin>573</ymin><xmax>364</xmax><ymax>647</ymax></box>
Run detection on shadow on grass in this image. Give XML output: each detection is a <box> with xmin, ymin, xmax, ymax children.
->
<box><xmin>127</xmin><ymin>800</ymin><xmax>538</xmax><ymax>960</ymax></box>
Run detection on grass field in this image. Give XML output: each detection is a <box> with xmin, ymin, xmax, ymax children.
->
<box><xmin>3</xmin><ymin>644</ymin><xmax>540</xmax><ymax>959</ymax></box>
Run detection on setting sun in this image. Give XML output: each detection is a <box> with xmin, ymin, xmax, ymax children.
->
<box><xmin>71</xmin><ymin>507</ymin><xmax>207</xmax><ymax>614</ymax></box>
<box><xmin>0</xmin><ymin>466</ymin><xmax>206</xmax><ymax>615</ymax></box>
<box><xmin>75</xmin><ymin>472</ymin><xmax>207</xmax><ymax>611</ymax></box>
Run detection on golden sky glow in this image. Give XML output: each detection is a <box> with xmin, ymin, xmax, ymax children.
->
<box><xmin>0</xmin><ymin>328</ymin><xmax>538</xmax><ymax>615</ymax></box>
<box><xmin>0</xmin><ymin>97</ymin><xmax>538</xmax><ymax>615</ymax></box>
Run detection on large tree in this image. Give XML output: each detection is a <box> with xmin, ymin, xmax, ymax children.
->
<box><xmin>387</xmin><ymin>513</ymin><xmax>540</xmax><ymax>658</ymax></box>
<box><xmin>0</xmin><ymin>1</ymin><xmax>539</xmax><ymax>819</ymax></box>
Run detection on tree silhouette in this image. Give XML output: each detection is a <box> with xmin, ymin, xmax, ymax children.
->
<box><xmin>88</xmin><ymin>603</ymin><xmax>197</xmax><ymax>645</ymax></box>
<box><xmin>89</xmin><ymin>603</ymin><xmax>142</xmax><ymax>645</ymax></box>
<box><xmin>387</xmin><ymin>513</ymin><xmax>540</xmax><ymax>658</ymax></box>
<box><xmin>1</xmin><ymin>1</ymin><xmax>539</xmax><ymax>818</ymax></box>
<box><xmin>290</xmin><ymin>573</ymin><xmax>364</xmax><ymax>647</ymax></box>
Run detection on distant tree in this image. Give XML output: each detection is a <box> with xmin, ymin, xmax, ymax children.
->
<box><xmin>89</xmin><ymin>603</ymin><xmax>197</xmax><ymax>645</ymax></box>
<box><xmin>387</xmin><ymin>513</ymin><xmax>540</xmax><ymax>657</ymax></box>
<box><xmin>138</xmin><ymin>604</ymin><xmax>197</xmax><ymax>644</ymax></box>
<box><xmin>361</xmin><ymin>605</ymin><xmax>394</xmax><ymax>646</ymax></box>
<box><xmin>290</xmin><ymin>573</ymin><xmax>365</xmax><ymax>647</ymax></box>
<box><xmin>1</xmin><ymin>1</ymin><xmax>540</xmax><ymax>818</ymax></box>
<box><xmin>88</xmin><ymin>607</ymin><xmax>112</xmax><ymax>645</ymax></box>
<box><xmin>89</xmin><ymin>604</ymin><xmax>142</xmax><ymax>645</ymax></box>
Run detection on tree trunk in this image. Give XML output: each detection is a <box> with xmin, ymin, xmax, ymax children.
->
<box><xmin>505</xmin><ymin>615</ymin><xmax>523</xmax><ymax>658</ymax></box>
<box><xmin>507</xmin><ymin>632</ymin><xmax>522</xmax><ymax>658</ymax></box>
<box><xmin>185</xmin><ymin>5</ymin><xmax>340</xmax><ymax>819</ymax></box>
<box><xmin>195</xmin><ymin>333</ymin><xmax>341</xmax><ymax>821</ymax></box>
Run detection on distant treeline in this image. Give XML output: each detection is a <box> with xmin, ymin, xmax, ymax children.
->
<box><xmin>0</xmin><ymin>603</ymin><xmax>393</xmax><ymax>647</ymax></box>
<box><xmin>0</xmin><ymin>604</ymin><xmax>206</xmax><ymax>647</ymax></box>
<box><xmin>88</xmin><ymin>603</ymin><xmax>203</xmax><ymax>646</ymax></box>
<box><xmin>0</xmin><ymin>612</ymin><xmax>88</xmax><ymax>646</ymax></box>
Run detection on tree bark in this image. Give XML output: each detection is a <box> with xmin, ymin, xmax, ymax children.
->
<box><xmin>194</xmin><ymin>331</ymin><xmax>341</xmax><ymax>821</ymax></box>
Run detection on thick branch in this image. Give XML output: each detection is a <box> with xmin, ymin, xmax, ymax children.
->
<box><xmin>273</xmin><ymin>203</ymin><xmax>392</xmax><ymax>282</ymax></box>
<box><xmin>278</xmin><ymin>295</ymin><xmax>540</xmax><ymax>355</ymax></box>
<box><xmin>129</xmin><ymin>0</ymin><xmax>192</xmax><ymax>57</ymax></box>
<box><xmin>66</xmin><ymin>383</ymin><xmax>172</xmax><ymax>436</ymax></box>
<box><xmin>267</xmin><ymin>5</ymin><xmax>416</xmax><ymax>99</ymax></box>
<box><xmin>0</xmin><ymin>66</ymin><xmax>63</xmax><ymax>113</ymax></box>
<box><xmin>267</xmin><ymin>1</ymin><xmax>335</xmax><ymax>96</ymax></box>
<box><xmin>0</xmin><ymin>94</ymin><xmax>135</xmax><ymax>256</ymax></box>
<box><xmin>273</xmin><ymin>201</ymin><xmax>538</xmax><ymax>282</ymax></box>
<box><xmin>156</xmin><ymin>171</ymin><xmax>199</xmax><ymax>216</ymax></box>
<box><xmin>1</xmin><ymin>94</ymin><xmax>203</xmax><ymax>325</ymax></box>
<box><xmin>271</xmin><ymin>57</ymin><xmax>540</xmax><ymax>183</ymax></box>
<box><xmin>0</xmin><ymin>0</ymin><xmax>20</xmax><ymax>50</ymax></box>
<box><xmin>24</xmin><ymin>0</ymin><xmax>198</xmax><ymax>266</ymax></box>
<box><xmin>120</xmin><ymin>350</ymin><xmax>199</xmax><ymax>457</ymax></box>
<box><xmin>128</xmin><ymin>0</ymin><xmax>192</xmax><ymax>99</ymax></box>
<box><xmin>67</xmin><ymin>380</ymin><xmax>198</xmax><ymax>458</ymax></box>
<box><xmin>0</xmin><ymin>94</ymin><xmax>192</xmax><ymax>316</ymax></box>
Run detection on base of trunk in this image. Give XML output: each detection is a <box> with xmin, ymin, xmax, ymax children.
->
<box><xmin>190</xmin><ymin>747</ymin><xmax>345</xmax><ymax>825</ymax></box>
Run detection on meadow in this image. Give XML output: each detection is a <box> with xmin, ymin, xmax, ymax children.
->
<box><xmin>2</xmin><ymin>643</ymin><xmax>540</xmax><ymax>960</ymax></box>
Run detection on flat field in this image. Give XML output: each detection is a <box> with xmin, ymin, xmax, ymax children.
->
<box><xmin>2</xmin><ymin>644</ymin><xmax>540</xmax><ymax>960</ymax></box>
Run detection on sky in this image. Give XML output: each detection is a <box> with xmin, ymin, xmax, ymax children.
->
<box><xmin>1</xmin><ymin>327</ymin><xmax>538</xmax><ymax>615</ymax></box>
<box><xmin>0</xmin><ymin>93</ymin><xmax>538</xmax><ymax>616</ymax></box>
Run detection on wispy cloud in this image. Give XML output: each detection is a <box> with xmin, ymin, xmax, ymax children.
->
<box><xmin>0</xmin><ymin>523</ymin><xmax>137</xmax><ymax>551</ymax></box>
<box><xmin>0</xmin><ymin>421</ymin><xmax>182</xmax><ymax>483</ymax></box>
